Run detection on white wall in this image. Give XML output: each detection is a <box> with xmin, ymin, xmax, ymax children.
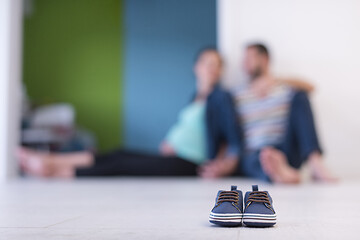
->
<box><xmin>0</xmin><ymin>0</ymin><xmax>22</xmax><ymax>181</ymax></box>
<box><xmin>218</xmin><ymin>0</ymin><xmax>360</xmax><ymax>178</ymax></box>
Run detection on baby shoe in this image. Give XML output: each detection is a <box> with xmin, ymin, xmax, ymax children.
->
<box><xmin>243</xmin><ymin>185</ymin><xmax>276</xmax><ymax>227</ymax></box>
<box><xmin>209</xmin><ymin>185</ymin><xmax>243</xmax><ymax>227</ymax></box>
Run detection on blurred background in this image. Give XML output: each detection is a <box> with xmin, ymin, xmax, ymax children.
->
<box><xmin>21</xmin><ymin>0</ymin><xmax>216</xmax><ymax>154</ymax></box>
<box><xmin>1</xmin><ymin>0</ymin><xmax>360</xmax><ymax>180</ymax></box>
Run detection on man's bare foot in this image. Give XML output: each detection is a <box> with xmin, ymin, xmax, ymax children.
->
<box><xmin>260</xmin><ymin>147</ymin><xmax>301</xmax><ymax>184</ymax></box>
<box><xmin>308</xmin><ymin>152</ymin><xmax>338</xmax><ymax>182</ymax></box>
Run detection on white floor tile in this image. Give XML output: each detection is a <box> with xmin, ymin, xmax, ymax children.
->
<box><xmin>0</xmin><ymin>178</ymin><xmax>359</xmax><ymax>239</ymax></box>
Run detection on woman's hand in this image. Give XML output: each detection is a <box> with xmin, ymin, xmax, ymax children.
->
<box><xmin>198</xmin><ymin>156</ymin><xmax>238</xmax><ymax>178</ymax></box>
<box><xmin>159</xmin><ymin>141</ymin><xmax>176</xmax><ymax>156</ymax></box>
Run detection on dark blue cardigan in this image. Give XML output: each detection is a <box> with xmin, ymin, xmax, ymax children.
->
<box><xmin>204</xmin><ymin>85</ymin><xmax>242</xmax><ymax>160</ymax></box>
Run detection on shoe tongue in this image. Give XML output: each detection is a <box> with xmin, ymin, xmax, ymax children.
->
<box><xmin>252</xmin><ymin>185</ymin><xmax>259</xmax><ymax>191</ymax></box>
<box><xmin>231</xmin><ymin>185</ymin><xmax>237</xmax><ymax>191</ymax></box>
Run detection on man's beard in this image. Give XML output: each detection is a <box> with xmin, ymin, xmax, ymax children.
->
<box><xmin>249</xmin><ymin>66</ymin><xmax>263</xmax><ymax>81</ymax></box>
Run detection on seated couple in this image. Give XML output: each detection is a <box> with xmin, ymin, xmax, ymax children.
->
<box><xmin>18</xmin><ymin>43</ymin><xmax>336</xmax><ymax>183</ymax></box>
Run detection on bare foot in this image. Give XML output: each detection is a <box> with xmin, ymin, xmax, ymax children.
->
<box><xmin>17</xmin><ymin>147</ymin><xmax>80</xmax><ymax>178</ymax></box>
<box><xmin>308</xmin><ymin>152</ymin><xmax>338</xmax><ymax>182</ymax></box>
<box><xmin>198</xmin><ymin>157</ymin><xmax>238</xmax><ymax>178</ymax></box>
<box><xmin>260</xmin><ymin>147</ymin><xmax>301</xmax><ymax>184</ymax></box>
<box><xmin>17</xmin><ymin>147</ymin><xmax>53</xmax><ymax>177</ymax></box>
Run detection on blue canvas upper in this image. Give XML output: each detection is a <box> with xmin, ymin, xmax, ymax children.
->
<box><xmin>211</xmin><ymin>185</ymin><xmax>243</xmax><ymax>214</ymax></box>
<box><xmin>244</xmin><ymin>185</ymin><xmax>275</xmax><ymax>215</ymax></box>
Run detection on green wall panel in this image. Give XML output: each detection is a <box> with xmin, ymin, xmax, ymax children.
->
<box><xmin>23</xmin><ymin>0</ymin><xmax>123</xmax><ymax>152</ymax></box>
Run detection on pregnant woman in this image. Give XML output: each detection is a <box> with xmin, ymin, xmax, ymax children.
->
<box><xmin>18</xmin><ymin>48</ymin><xmax>241</xmax><ymax>179</ymax></box>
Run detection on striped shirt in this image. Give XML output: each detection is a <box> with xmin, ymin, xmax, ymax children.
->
<box><xmin>233</xmin><ymin>83</ymin><xmax>294</xmax><ymax>151</ymax></box>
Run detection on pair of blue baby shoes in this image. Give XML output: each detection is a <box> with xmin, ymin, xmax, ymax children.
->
<box><xmin>209</xmin><ymin>185</ymin><xmax>276</xmax><ymax>227</ymax></box>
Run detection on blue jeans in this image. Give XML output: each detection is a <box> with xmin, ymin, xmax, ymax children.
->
<box><xmin>237</xmin><ymin>91</ymin><xmax>323</xmax><ymax>181</ymax></box>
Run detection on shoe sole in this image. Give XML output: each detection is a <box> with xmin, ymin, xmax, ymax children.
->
<box><xmin>209</xmin><ymin>212</ymin><xmax>243</xmax><ymax>227</ymax></box>
<box><xmin>242</xmin><ymin>213</ymin><xmax>276</xmax><ymax>227</ymax></box>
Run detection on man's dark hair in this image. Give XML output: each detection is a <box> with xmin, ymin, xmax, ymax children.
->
<box><xmin>247</xmin><ymin>43</ymin><xmax>270</xmax><ymax>59</ymax></box>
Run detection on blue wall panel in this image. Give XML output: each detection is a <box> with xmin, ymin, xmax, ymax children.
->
<box><xmin>124</xmin><ymin>0</ymin><xmax>217</xmax><ymax>152</ymax></box>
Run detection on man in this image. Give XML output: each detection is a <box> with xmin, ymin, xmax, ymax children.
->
<box><xmin>231</xmin><ymin>43</ymin><xmax>336</xmax><ymax>183</ymax></box>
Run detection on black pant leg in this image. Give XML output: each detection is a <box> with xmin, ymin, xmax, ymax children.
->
<box><xmin>75</xmin><ymin>149</ymin><xmax>198</xmax><ymax>177</ymax></box>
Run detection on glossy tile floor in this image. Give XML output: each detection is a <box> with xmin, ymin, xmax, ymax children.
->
<box><xmin>0</xmin><ymin>178</ymin><xmax>359</xmax><ymax>239</ymax></box>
